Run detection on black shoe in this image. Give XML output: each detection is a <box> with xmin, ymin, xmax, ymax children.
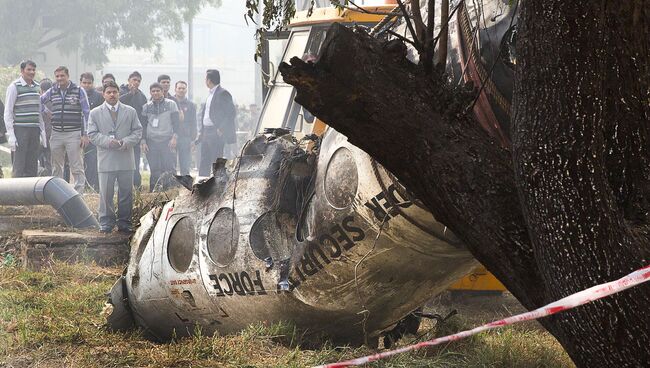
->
<box><xmin>99</xmin><ymin>227</ymin><xmax>113</xmax><ymax>234</ymax></box>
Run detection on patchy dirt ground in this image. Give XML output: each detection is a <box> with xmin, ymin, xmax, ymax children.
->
<box><xmin>428</xmin><ymin>291</ymin><xmax>529</xmax><ymax>326</ymax></box>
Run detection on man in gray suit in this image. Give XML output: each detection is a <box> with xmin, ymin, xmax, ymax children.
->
<box><xmin>88</xmin><ymin>81</ymin><xmax>142</xmax><ymax>233</ymax></box>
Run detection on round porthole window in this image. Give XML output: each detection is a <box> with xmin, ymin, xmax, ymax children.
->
<box><xmin>249</xmin><ymin>212</ymin><xmax>296</xmax><ymax>261</ymax></box>
<box><xmin>324</xmin><ymin>147</ymin><xmax>358</xmax><ymax>209</ymax></box>
<box><xmin>167</xmin><ymin>217</ymin><xmax>196</xmax><ymax>273</ymax></box>
<box><xmin>207</xmin><ymin>208</ymin><xmax>239</xmax><ymax>266</ymax></box>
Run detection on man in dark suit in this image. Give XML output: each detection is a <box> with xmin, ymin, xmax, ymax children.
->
<box><xmin>197</xmin><ymin>69</ymin><xmax>236</xmax><ymax>177</ymax></box>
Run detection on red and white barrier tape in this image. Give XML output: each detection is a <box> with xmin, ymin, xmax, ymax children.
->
<box><xmin>315</xmin><ymin>264</ymin><xmax>650</xmax><ymax>368</ymax></box>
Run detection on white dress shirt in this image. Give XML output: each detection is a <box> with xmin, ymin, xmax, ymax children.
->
<box><xmin>104</xmin><ymin>101</ymin><xmax>120</xmax><ymax>113</ymax></box>
<box><xmin>202</xmin><ymin>85</ymin><xmax>219</xmax><ymax>127</ymax></box>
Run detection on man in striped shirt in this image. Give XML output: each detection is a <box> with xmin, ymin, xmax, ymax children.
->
<box><xmin>3</xmin><ymin>60</ymin><xmax>47</xmax><ymax>177</ymax></box>
<box><xmin>41</xmin><ymin>66</ymin><xmax>90</xmax><ymax>193</ymax></box>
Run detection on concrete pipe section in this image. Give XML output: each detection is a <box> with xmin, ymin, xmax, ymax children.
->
<box><xmin>0</xmin><ymin>176</ymin><xmax>98</xmax><ymax>229</ymax></box>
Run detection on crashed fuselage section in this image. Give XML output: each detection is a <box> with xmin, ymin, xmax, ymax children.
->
<box><xmin>107</xmin><ymin>129</ymin><xmax>476</xmax><ymax>345</ymax></box>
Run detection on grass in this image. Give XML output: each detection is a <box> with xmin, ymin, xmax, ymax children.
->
<box><xmin>0</xmin><ymin>260</ymin><xmax>574</xmax><ymax>368</ymax></box>
<box><xmin>0</xmin><ymin>160</ymin><xmax>572</xmax><ymax>367</ymax></box>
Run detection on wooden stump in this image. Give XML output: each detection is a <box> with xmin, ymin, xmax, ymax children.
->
<box><xmin>21</xmin><ymin>230</ymin><xmax>130</xmax><ymax>270</ymax></box>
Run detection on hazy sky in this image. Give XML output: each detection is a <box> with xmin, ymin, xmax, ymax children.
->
<box><xmin>104</xmin><ymin>1</ymin><xmax>259</xmax><ymax>106</ymax></box>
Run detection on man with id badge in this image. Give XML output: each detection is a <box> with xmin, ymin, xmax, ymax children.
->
<box><xmin>141</xmin><ymin>82</ymin><xmax>180</xmax><ymax>192</ymax></box>
<box><xmin>87</xmin><ymin>81</ymin><xmax>142</xmax><ymax>233</ymax></box>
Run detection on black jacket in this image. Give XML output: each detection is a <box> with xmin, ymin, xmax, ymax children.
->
<box><xmin>165</xmin><ymin>92</ymin><xmax>178</xmax><ymax>104</ymax></box>
<box><xmin>199</xmin><ymin>86</ymin><xmax>236</xmax><ymax>144</ymax></box>
<box><xmin>119</xmin><ymin>84</ymin><xmax>148</xmax><ymax>123</ymax></box>
<box><xmin>85</xmin><ymin>88</ymin><xmax>104</xmax><ymax>110</ymax></box>
<box><xmin>175</xmin><ymin>97</ymin><xmax>197</xmax><ymax>140</ymax></box>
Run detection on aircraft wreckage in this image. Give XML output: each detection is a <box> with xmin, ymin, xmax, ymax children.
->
<box><xmin>106</xmin><ymin>0</ymin><xmax>516</xmax><ymax>346</ymax></box>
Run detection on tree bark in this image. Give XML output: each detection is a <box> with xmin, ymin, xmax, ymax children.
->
<box><xmin>279</xmin><ymin>1</ymin><xmax>650</xmax><ymax>366</ymax></box>
<box><xmin>600</xmin><ymin>1</ymin><xmax>650</xmax><ymax>222</ymax></box>
<box><xmin>512</xmin><ymin>1</ymin><xmax>650</xmax><ymax>366</ymax></box>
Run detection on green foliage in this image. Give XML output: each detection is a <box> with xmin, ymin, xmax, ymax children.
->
<box><xmin>1</xmin><ymin>254</ymin><xmax>15</xmax><ymax>267</ymax></box>
<box><xmin>0</xmin><ymin>0</ymin><xmax>222</xmax><ymax>65</ymax></box>
<box><xmin>0</xmin><ymin>66</ymin><xmax>18</xmax><ymax>99</ymax></box>
<box><xmin>0</xmin><ymin>65</ymin><xmax>45</xmax><ymax>101</ymax></box>
<box><xmin>245</xmin><ymin>1</ymin><xmax>355</xmax><ymax>59</ymax></box>
<box><xmin>245</xmin><ymin>0</ymin><xmax>350</xmax><ymax>31</ymax></box>
<box><xmin>246</xmin><ymin>0</ymin><xmax>295</xmax><ymax>32</ymax></box>
<box><xmin>246</xmin><ymin>0</ymin><xmax>297</xmax><ymax>59</ymax></box>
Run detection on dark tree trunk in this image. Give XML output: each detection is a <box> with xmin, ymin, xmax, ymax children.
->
<box><xmin>279</xmin><ymin>1</ymin><xmax>650</xmax><ymax>366</ymax></box>
<box><xmin>512</xmin><ymin>1</ymin><xmax>650</xmax><ymax>366</ymax></box>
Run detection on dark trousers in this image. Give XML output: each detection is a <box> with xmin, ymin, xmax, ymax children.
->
<box><xmin>98</xmin><ymin>170</ymin><xmax>134</xmax><ymax>231</ymax></box>
<box><xmin>38</xmin><ymin>146</ymin><xmax>52</xmax><ymax>176</ymax></box>
<box><xmin>146</xmin><ymin>139</ymin><xmax>175</xmax><ymax>192</ymax></box>
<box><xmin>198</xmin><ymin>127</ymin><xmax>225</xmax><ymax>177</ymax></box>
<box><xmin>177</xmin><ymin>136</ymin><xmax>192</xmax><ymax>176</ymax></box>
<box><xmin>63</xmin><ymin>155</ymin><xmax>70</xmax><ymax>182</ymax></box>
<box><xmin>12</xmin><ymin>126</ymin><xmax>40</xmax><ymax>177</ymax></box>
<box><xmin>84</xmin><ymin>143</ymin><xmax>99</xmax><ymax>191</ymax></box>
<box><xmin>133</xmin><ymin>144</ymin><xmax>142</xmax><ymax>189</ymax></box>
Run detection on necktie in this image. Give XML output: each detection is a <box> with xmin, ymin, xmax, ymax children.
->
<box><xmin>110</xmin><ymin>106</ymin><xmax>117</xmax><ymax>122</ymax></box>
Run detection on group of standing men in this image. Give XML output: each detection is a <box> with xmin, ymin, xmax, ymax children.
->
<box><xmin>0</xmin><ymin>60</ymin><xmax>236</xmax><ymax>233</ymax></box>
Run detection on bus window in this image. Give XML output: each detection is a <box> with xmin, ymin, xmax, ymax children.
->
<box><xmin>256</xmin><ymin>27</ymin><xmax>327</xmax><ymax>136</ymax></box>
<box><xmin>280</xmin><ymin>28</ymin><xmax>327</xmax><ymax>136</ymax></box>
<box><xmin>257</xmin><ymin>85</ymin><xmax>294</xmax><ymax>132</ymax></box>
<box><xmin>275</xmin><ymin>31</ymin><xmax>310</xmax><ymax>84</ymax></box>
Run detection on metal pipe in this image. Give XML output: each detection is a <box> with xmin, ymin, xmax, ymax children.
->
<box><xmin>0</xmin><ymin>177</ymin><xmax>99</xmax><ymax>228</ymax></box>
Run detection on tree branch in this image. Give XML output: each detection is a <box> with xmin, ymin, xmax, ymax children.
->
<box><xmin>422</xmin><ymin>0</ymin><xmax>435</xmax><ymax>73</ymax></box>
<box><xmin>426</xmin><ymin>0</ymin><xmax>434</xmax><ymax>41</ymax></box>
<box><xmin>409</xmin><ymin>0</ymin><xmax>427</xmax><ymax>42</ymax></box>
<box><xmin>432</xmin><ymin>0</ymin><xmax>461</xmax><ymax>48</ymax></box>
<box><xmin>386</xmin><ymin>30</ymin><xmax>420</xmax><ymax>49</ymax></box>
<box><xmin>395</xmin><ymin>0</ymin><xmax>422</xmax><ymax>51</ymax></box>
<box><xmin>434</xmin><ymin>0</ymin><xmax>449</xmax><ymax>68</ymax></box>
<box><xmin>280</xmin><ymin>23</ymin><xmax>548</xmax><ymax>312</ymax></box>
